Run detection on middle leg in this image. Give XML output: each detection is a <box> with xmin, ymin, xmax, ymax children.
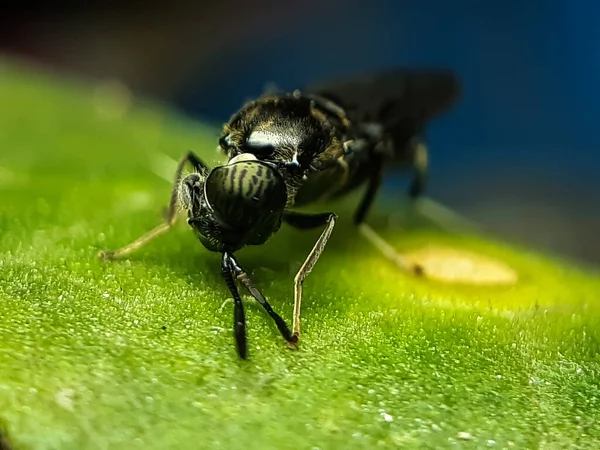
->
<box><xmin>283</xmin><ymin>211</ymin><xmax>337</xmax><ymax>344</ymax></box>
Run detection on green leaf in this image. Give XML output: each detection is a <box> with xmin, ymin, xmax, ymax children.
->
<box><xmin>1</xmin><ymin>60</ymin><xmax>599</xmax><ymax>450</ymax></box>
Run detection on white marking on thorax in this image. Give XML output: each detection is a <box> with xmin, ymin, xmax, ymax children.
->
<box><xmin>247</xmin><ymin>130</ymin><xmax>301</xmax><ymax>148</ymax></box>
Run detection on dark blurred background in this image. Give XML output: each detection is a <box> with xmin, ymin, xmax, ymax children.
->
<box><xmin>1</xmin><ymin>1</ymin><xmax>598</xmax><ymax>265</ymax></box>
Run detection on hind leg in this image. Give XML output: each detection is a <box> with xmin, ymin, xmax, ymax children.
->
<box><xmin>352</xmin><ymin>156</ymin><xmax>423</xmax><ymax>275</ymax></box>
<box><xmin>408</xmin><ymin>139</ymin><xmax>428</xmax><ymax>199</ymax></box>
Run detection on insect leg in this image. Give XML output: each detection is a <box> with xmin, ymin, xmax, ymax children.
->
<box><xmin>283</xmin><ymin>211</ymin><xmax>337</xmax><ymax>343</ymax></box>
<box><xmin>353</xmin><ymin>157</ymin><xmax>384</xmax><ymax>226</ymax></box>
<box><xmin>99</xmin><ymin>151</ymin><xmax>209</xmax><ymax>260</ymax></box>
<box><xmin>352</xmin><ymin>158</ymin><xmax>420</xmax><ymax>274</ymax></box>
<box><xmin>226</xmin><ymin>253</ymin><xmax>296</xmax><ymax>345</ymax></box>
<box><xmin>407</xmin><ymin>139</ymin><xmax>428</xmax><ymax>199</ymax></box>
<box><xmin>221</xmin><ymin>252</ymin><xmax>248</xmax><ymax>359</ymax></box>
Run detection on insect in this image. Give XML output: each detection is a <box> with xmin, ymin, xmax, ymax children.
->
<box><xmin>99</xmin><ymin>68</ymin><xmax>460</xmax><ymax>359</ymax></box>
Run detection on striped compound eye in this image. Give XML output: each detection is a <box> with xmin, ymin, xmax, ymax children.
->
<box><xmin>204</xmin><ymin>160</ymin><xmax>287</xmax><ymax>229</ymax></box>
<box><xmin>208</xmin><ymin>161</ymin><xmax>281</xmax><ymax>203</ymax></box>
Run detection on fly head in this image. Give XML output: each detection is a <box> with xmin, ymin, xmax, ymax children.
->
<box><xmin>180</xmin><ymin>156</ymin><xmax>288</xmax><ymax>252</ymax></box>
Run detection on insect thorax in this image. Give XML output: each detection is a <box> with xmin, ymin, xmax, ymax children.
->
<box><xmin>218</xmin><ymin>93</ymin><xmax>352</xmax><ymax>207</ymax></box>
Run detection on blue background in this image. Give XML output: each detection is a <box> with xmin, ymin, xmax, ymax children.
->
<box><xmin>177</xmin><ymin>1</ymin><xmax>599</xmax><ymax>185</ymax></box>
<box><xmin>171</xmin><ymin>1</ymin><xmax>599</xmax><ymax>263</ymax></box>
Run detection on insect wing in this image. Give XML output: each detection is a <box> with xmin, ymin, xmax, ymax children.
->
<box><xmin>305</xmin><ymin>69</ymin><xmax>461</xmax><ymax>137</ymax></box>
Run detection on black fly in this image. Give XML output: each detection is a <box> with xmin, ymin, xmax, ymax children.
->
<box><xmin>99</xmin><ymin>68</ymin><xmax>460</xmax><ymax>359</ymax></box>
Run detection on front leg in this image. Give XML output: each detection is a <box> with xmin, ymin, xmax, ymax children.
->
<box><xmin>226</xmin><ymin>253</ymin><xmax>296</xmax><ymax>346</ymax></box>
<box><xmin>221</xmin><ymin>252</ymin><xmax>248</xmax><ymax>359</ymax></box>
<box><xmin>99</xmin><ymin>151</ymin><xmax>209</xmax><ymax>260</ymax></box>
<box><xmin>283</xmin><ymin>211</ymin><xmax>337</xmax><ymax>344</ymax></box>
